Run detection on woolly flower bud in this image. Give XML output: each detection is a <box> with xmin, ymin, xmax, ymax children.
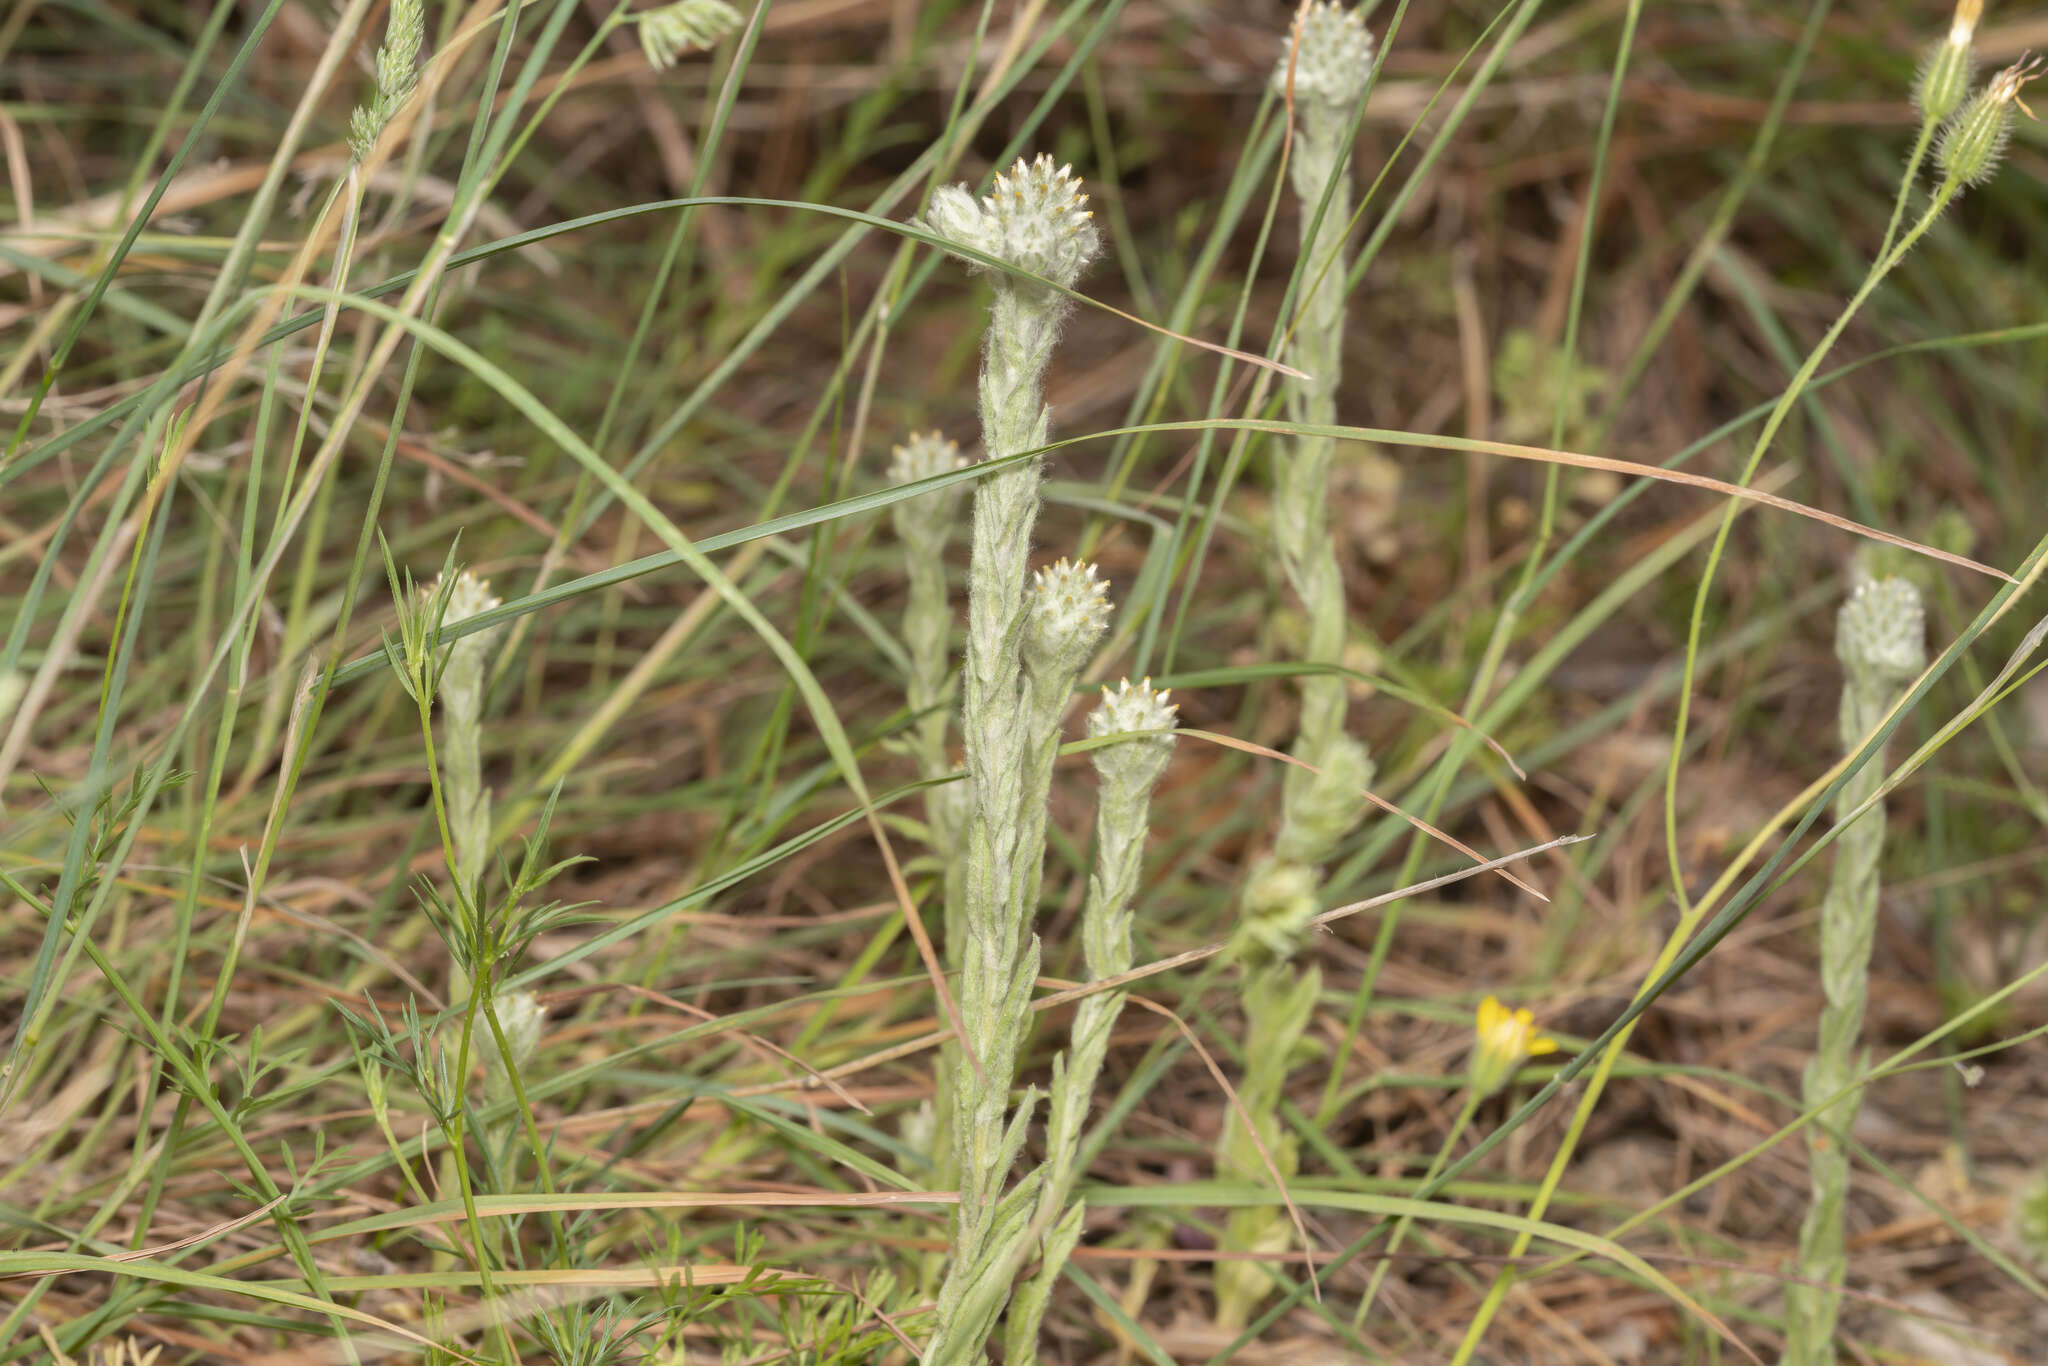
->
<box><xmin>1467</xmin><ymin>994</ymin><xmax>1558</xmax><ymax>1099</ymax></box>
<box><xmin>479</xmin><ymin>989</ymin><xmax>545</xmax><ymax>1098</ymax></box>
<box><xmin>1938</xmin><ymin>55</ymin><xmax>2042</xmax><ymax>190</ymax></box>
<box><xmin>1088</xmin><ymin>678</ymin><xmax>1178</xmax><ymax>793</ymax></box>
<box><xmin>1914</xmin><ymin>0</ymin><xmax>1980</xmax><ymax>124</ymax></box>
<box><xmin>433</xmin><ymin>570</ymin><xmax>503</xmax><ymax>682</ymax></box>
<box><xmin>1271</xmin><ymin>2</ymin><xmax>1374</xmax><ymax>110</ymax></box>
<box><xmin>888</xmin><ymin>430</ymin><xmax>968</xmax><ymax>488</ymax></box>
<box><xmin>1023</xmin><ymin>558</ymin><xmax>1110</xmax><ymax>684</ymax></box>
<box><xmin>1239</xmin><ymin>857</ymin><xmax>1318</xmax><ymax>960</ymax></box>
<box><xmin>1836</xmin><ymin>574</ymin><xmax>1925</xmax><ymax>691</ymax></box>
<box><xmin>889</xmin><ymin>430</ymin><xmax>968</xmax><ymax>556</ymax></box>
<box><xmin>637</xmin><ymin>0</ymin><xmax>741</xmax><ymax>71</ymax></box>
<box><xmin>1275</xmin><ymin>734</ymin><xmax>1373</xmax><ymax>868</ymax></box>
<box><xmin>441</xmin><ymin>569</ymin><xmax>500</xmax><ymax>630</ymax></box>
<box><xmin>920</xmin><ymin>155</ymin><xmax>1101</xmax><ymax>292</ymax></box>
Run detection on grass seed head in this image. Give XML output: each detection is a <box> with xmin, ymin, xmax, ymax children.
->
<box><xmin>346</xmin><ymin>0</ymin><xmax>424</xmax><ymax>162</ymax></box>
<box><xmin>636</xmin><ymin>0</ymin><xmax>742</xmax><ymax>71</ymax></box>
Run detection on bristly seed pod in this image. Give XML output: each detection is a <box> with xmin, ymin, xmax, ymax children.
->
<box><xmin>1914</xmin><ymin>0</ymin><xmax>1981</xmax><ymax>124</ymax></box>
<box><xmin>1938</xmin><ymin>55</ymin><xmax>2043</xmax><ymax>190</ymax></box>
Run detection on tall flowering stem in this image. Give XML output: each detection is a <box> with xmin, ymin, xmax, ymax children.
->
<box><xmin>1784</xmin><ymin>571</ymin><xmax>1924</xmax><ymax>1364</ymax></box>
<box><xmin>1003</xmin><ymin>680</ymin><xmax>1178</xmax><ymax>1362</ymax></box>
<box><xmin>889</xmin><ymin>432</ymin><xmax>972</xmax><ymax>1223</ymax></box>
<box><xmin>1217</xmin><ymin>3</ymin><xmax>1376</xmax><ymax>1327</ymax></box>
<box><xmin>918</xmin><ymin>155</ymin><xmax>1102</xmax><ymax>1366</ymax></box>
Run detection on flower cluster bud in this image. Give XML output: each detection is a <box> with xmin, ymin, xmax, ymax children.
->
<box><xmin>920</xmin><ymin>155</ymin><xmax>1101</xmax><ymax>292</ymax></box>
<box><xmin>1022</xmin><ymin>558</ymin><xmax>1111</xmax><ymax>686</ymax></box>
<box><xmin>1270</xmin><ymin>1</ymin><xmax>1375</xmax><ymax>113</ymax></box>
<box><xmin>1087</xmin><ymin>678</ymin><xmax>1178</xmax><ymax>796</ymax></box>
<box><xmin>1835</xmin><ymin>573</ymin><xmax>1925</xmax><ymax>694</ymax></box>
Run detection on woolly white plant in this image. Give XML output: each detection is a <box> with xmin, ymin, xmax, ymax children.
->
<box><xmin>1783</xmin><ymin>569</ymin><xmax>1925</xmax><ymax>1364</ymax></box>
<box><xmin>915</xmin><ymin>154</ymin><xmax>1105</xmax><ymax>1366</ymax></box>
<box><xmin>1003</xmin><ymin>679</ymin><xmax>1177</xmax><ymax>1362</ymax></box>
<box><xmin>889</xmin><ymin>430</ymin><xmax>972</xmax><ymax>1245</ymax></box>
<box><xmin>426</xmin><ymin>571</ymin><xmax>544</xmax><ymax>1094</ymax></box>
<box><xmin>1217</xmin><ymin>2</ymin><xmax>1377</xmax><ymax>1327</ymax></box>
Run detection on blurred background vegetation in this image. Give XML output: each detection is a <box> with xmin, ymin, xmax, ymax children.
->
<box><xmin>4</xmin><ymin>0</ymin><xmax>2048</xmax><ymax>1360</ymax></box>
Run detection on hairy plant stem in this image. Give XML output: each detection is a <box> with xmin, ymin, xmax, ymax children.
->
<box><xmin>1783</xmin><ymin>575</ymin><xmax>1924</xmax><ymax>1363</ymax></box>
<box><xmin>1217</xmin><ymin>6</ymin><xmax>1376</xmax><ymax>1324</ymax></box>
<box><xmin>1003</xmin><ymin>684</ymin><xmax>1176</xmax><ymax>1361</ymax></box>
<box><xmin>919</xmin><ymin>155</ymin><xmax>1102</xmax><ymax>1366</ymax></box>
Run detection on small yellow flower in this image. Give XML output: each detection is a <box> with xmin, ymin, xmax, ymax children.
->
<box><xmin>1467</xmin><ymin>995</ymin><xmax>1558</xmax><ymax>1098</ymax></box>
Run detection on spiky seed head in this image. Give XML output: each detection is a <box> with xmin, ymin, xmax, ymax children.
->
<box><xmin>1271</xmin><ymin>2</ymin><xmax>1375</xmax><ymax>111</ymax></box>
<box><xmin>1023</xmin><ymin>558</ymin><xmax>1111</xmax><ymax>683</ymax></box>
<box><xmin>637</xmin><ymin>0</ymin><xmax>742</xmax><ymax>71</ymax></box>
<box><xmin>1836</xmin><ymin>574</ymin><xmax>1925</xmax><ymax>690</ymax></box>
<box><xmin>346</xmin><ymin>0</ymin><xmax>425</xmax><ymax>163</ymax></box>
<box><xmin>1938</xmin><ymin>55</ymin><xmax>2043</xmax><ymax>189</ymax></box>
<box><xmin>1088</xmin><ymin>678</ymin><xmax>1178</xmax><ymax>792</ymax></box>
<box><xmin>920</xmin><ymin>155</ymin><xmax>1102</xmax><ymax>291</ymax></box>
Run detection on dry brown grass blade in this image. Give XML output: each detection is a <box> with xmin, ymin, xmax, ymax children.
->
<box><xmin>1178</xmin><ymin>727</ymin><xmax>1551</xmax><ymax>901</ymax></box>
<box><xmin>1131</xmin><ymin>420</ymin><xmax>2014</xmax><ymax>582</ymax></box>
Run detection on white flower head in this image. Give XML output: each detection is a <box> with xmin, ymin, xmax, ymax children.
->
<box><xmin>1836</xmin><ymin>574</ymin><xmax>1925</xmax><ymax>689</ymax></box>
<box><xmin>920</xmin><ymin>155</ymin><xmax>1101</xmax><ymax>291</ymax></box>
<box><xmin>1271</xmin><ymin>2</ymin><xmax>1375</xmax><ymax>112</ymax></box>
<box><xmin>1088</xmin><ymin>677</ymin><xmax>1176</xmax><ymax>742</ymax></box>
<box><xmin>1023</xmin><ymin>558</ymin><xmax>1111</xmax><ymax>682</ymax></box>
<box><xmin>1088</xmin><ymin>678</ymin><xmax>1178</xmax><ymax>793</ymax></box>
<box><xmin>887</xmin><ymin>430</ymin><xmax>968</xmax><ymax>486</ymax></box>
<box><xmin>440</xmin><ymin>569</ymin><xmax>500</xmax><ymax>627</ymax></box>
